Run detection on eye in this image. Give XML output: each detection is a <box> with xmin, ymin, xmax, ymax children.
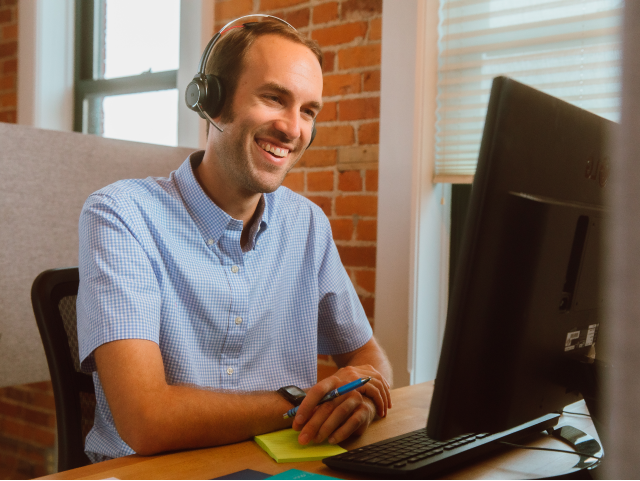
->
<box><xmin>264</xmin><ymin>94</ymin><xmax>281</xmax><ymax>104</ymax></box>
<box><xmin>303</xmin><ymin>109</ymin><xmax>316</xmax><ymax>120</ymax></box>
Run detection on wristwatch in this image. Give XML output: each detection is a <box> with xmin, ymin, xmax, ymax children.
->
<box><xmin>277</xmin><ymin>385</ymin><xmax>306</xmax><ymax>406</ymax></box>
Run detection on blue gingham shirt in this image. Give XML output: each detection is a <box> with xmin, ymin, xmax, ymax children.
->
<box><xmin>76</xmin><ymin>152</ymin><xmax>372</xmax><ymax>462</ymax></box>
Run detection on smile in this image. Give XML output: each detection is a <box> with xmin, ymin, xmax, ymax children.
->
<box><xmin>257</xmin><ymin>140</ymin><xmax>289</xmax><ymax>158</ymax></box>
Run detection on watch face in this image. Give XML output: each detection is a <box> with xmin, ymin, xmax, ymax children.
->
<box><xmin>278</xmin><ymin>385</ymin><xmax>306</xmax><ymax>405</ymax></box>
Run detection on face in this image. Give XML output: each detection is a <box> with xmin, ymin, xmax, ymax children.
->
<box><xmin>208</xmin><ymin>34</ymin><xmax>323</xmax><ymax>195</ymax></box>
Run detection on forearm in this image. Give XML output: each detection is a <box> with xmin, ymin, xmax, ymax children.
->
<box><xmin>333</xmin><ymin>337</ymin><xmax>393</xmax><ymax>387</ymax></box>
<box><xmin>116</xmin><ymin>383</ymin><xmax>292</xmax><ymax>455</ymax></box>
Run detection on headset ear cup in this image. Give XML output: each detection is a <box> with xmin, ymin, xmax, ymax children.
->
<box><xmin>185</xmin><ymin>76</ymin><xmax>207</xmax><ymax>119</ymax></box>
<box><xmin>308</xmin><ymin>121</ymin><xmax>317</xmax><ymax>147</ymax></box>
<box><xmin>204</xmin><ymin>75</ymin><xmax>225</xmax><ymax>119</ymax></box>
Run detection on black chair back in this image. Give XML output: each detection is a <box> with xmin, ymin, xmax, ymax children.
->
<box><xmin>31</xmin><ymin>267</ymin><xmax>95</xmax><ymax>471</ymax></box>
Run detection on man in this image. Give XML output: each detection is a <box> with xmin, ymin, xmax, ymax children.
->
<box><xmin>77</xmin><ymin>19</ymin><xmax>392</xmax><ymax>463</ymax></box>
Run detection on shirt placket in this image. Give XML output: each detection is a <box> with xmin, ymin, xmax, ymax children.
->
<box><xmin>218</xmin><ymin>221</ymin><xmax>249</xmax><ymax>389</ymax></box>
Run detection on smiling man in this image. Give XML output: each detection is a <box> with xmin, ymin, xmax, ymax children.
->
<box><xmin>77</xmin><ymin>19</ymin><xmax>392</xmax><ymax>463</ymax></box>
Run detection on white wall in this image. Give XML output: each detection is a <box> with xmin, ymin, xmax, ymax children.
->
<box><xmin>18</xmin><ymin>0</ymin><xmax>75</xmax><ymax>131</ymax></box>
<box><xmin>376</xmin><ymin>0</ymin><xmax>449</xmax><ymax>388</ymax></box>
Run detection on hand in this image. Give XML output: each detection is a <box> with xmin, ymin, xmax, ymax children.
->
<box><xmin>291</xmin><ymin>365</ymin><xmax>392</xmax><ymax>445</ymax></box>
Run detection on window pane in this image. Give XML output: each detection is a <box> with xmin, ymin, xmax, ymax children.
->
<box><xmin>102</xmin><ymin>89</ymin><xmax>178</xmax><ymax>146</ymax></box>
<box><xmin>103</xmin><ymin>0</ymin><xmax>180</xmax><ymax>79</ymax></box>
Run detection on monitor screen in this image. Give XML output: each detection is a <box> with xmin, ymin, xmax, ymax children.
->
<box><xmin>427</xmin><ymin>77</ymin><xmax>614</xmax><ymax>441</ymax></box>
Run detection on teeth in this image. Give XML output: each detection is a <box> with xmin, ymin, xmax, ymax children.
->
<box><xmin>258</xmin><ymin>141</ymin><xmax>288</xmax><ymax>158</ymax></box>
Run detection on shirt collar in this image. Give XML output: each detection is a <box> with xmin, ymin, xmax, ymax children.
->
<box><xmin>174</xmin><ymin>151</ymin><xmax>271</xmax><ymax>249</ymax></box>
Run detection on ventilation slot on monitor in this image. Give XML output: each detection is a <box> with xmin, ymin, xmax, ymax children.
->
<box><xmin>559</xmin><ymin>215</ymin><xmax>589</xmax><ymax>312</ymax></box>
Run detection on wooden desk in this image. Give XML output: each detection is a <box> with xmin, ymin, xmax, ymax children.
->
<box><xmin>40</xmin><ymin>382</ymin><xmax>600</xmax><ymax>480</ymax></box>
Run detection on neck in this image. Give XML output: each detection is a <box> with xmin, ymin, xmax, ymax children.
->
<box><xmin>195</xmin><ymin>148</ymin><xmax>262</xmax><ymax>231</ymax></box>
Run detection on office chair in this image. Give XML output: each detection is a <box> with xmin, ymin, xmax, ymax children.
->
<box><xmin>31</xmin><ymin>267</ymin><xmax>95</xmax><ymax>471</ymax></box>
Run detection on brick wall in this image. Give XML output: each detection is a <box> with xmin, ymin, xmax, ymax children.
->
<box><xmin>0</xmin><ymin>2</ymin><xmax>58</xmax><ymax>479</ymax></box>
<box><xmin>214</xmin><ymin>0</ymin><xmax>382</xmax><ymax>338</ymax></box>
<box><xmin>0</xmin><ymin>0</ymin><xmax>17</xmax><ymax>123</ymax></box>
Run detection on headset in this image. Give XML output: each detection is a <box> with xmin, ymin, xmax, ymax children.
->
<box><xmin>185</xmin><ymin>14</ymin><xmax>317</xmax><ymax>147</ymax></box>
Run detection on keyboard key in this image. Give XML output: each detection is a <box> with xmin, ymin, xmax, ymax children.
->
<box><xmin>408</xmin><ymin>457</ymin><xmax>420</xmax><ymax>463</ymax></box>
<box><xmin>394</xmin><ymin>461</ymin><xmax>407</xmax><ymax>468</ymax></box>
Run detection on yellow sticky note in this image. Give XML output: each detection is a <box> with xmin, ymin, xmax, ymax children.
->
<box><xmin>254</xmin><ymin>429</ymin><xmax>347</xmax><ymax>463</ymax></box>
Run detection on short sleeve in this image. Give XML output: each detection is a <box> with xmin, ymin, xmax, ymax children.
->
<box><xmin>315</xmin><ymin>216</ymin><xmax>372</xmax><ymax>355</ymax></box>
<box><xmin>77</xmin><ymin>193</ymin><xmax>161</xmax><ymax>373</ymax></box>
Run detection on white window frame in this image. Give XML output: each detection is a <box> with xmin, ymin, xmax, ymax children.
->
<box><xmin>376</xmin><ymin>0</ymin><xmax>448</xmax><ymax>387</ymax></box>
<box><xmin>17</xmin><ymin>0</ymin><xmax>212</xmax><ymax>149</ymax></box>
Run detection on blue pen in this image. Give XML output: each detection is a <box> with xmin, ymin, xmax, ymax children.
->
<box><xmin>283</xmin><ymin>377</ymin><xmax>372</xmax><ymax>419</ymax></box>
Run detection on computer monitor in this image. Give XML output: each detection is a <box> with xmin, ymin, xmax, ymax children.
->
<box><xmin>427</xmin><ymin>76</ymin><xmax>614</xmax><ymax>442</ymax></box>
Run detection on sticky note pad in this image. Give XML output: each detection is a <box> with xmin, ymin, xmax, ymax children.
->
<box><xmin>254</xmin><ymin>429</ymin><xmax>346</xmax><ymax>463</ymax></box>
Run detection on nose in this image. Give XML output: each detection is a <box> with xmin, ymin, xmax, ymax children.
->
<box><xmin>273</xmin><ymin>108</ymin><xmax>302</xmax><ymax>143</ymax></box>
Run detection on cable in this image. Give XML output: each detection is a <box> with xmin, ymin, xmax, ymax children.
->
<box><xmin>500</xmin><ymin>441</ymin><xmax>602</xmax><ymax>460</ymax></box>
<box><xmin>561</xmin><ymin>410</ymin><xmax>592</xmax><ymax>418</ymax></box>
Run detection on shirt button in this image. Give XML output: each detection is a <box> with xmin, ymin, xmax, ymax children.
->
<box><xmin>231</xmin><ymin>265</ymin><xmax>239</xmax><ymax>273</ymax></box>
<box><xmin>207</xmin><ymin>238</ymin><xmax>214</xmax><ymax>246</ymax></box>
<box><xmin>226</xmin><ymin>367</ymin><xmax>234</xmax><ymax>375</ymax></box>
<box><xmin>235</xmin><ymin>316</ymin><xmax>242</xmax><ymax>325</ymax></box>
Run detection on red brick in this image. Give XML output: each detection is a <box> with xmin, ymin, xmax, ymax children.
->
<box><xmin>306</xmin><ymin>195</ymin><xmax>332</xmax><ymax>216</ymax></box>
<box><xmin>357</xmin><ymin>219</ymin><xmax>377</xmax><ymax>241</ymax></box>
<box><xmin>369</xmin><ymin>17</ymin><xmax>382</xmax><ymax>41</ymax></box>
<box><xmin>307</xmin><ymin>170</ymin><xmax>334</xmax><ymax>191</ymax></box>
<box><xmin>322</xmin><ymin>50</ymin><xmax>336</xmax><ymax>73</ymax></box>
<box><xmin>0</xmin><ymin>110</ymin><xmax>15</xmax><ymax>123</ymax></box>
<box><xmin>339</xmin><ymin>44</ymin><xmax>381</xmax><ymax>69</ymax></box>
<box><xmin>281</xmin><ymin>171</ymin><xmax>304</xmax><ymax>192</ymax></box>
<box><xmin>338</xmin><ymin>171</ymin><xmax>362</xmax><ymax>191</ymax></box>
<box><xmin>339</xmin><ymin>97</ymin><xmax>379</xmax><ymax>121</ymax></box>
<box><xmin>337</xmin><ymin>245</ymin><xmax>376</xmax><ymax>268</ymax></box>
<box><xmin>312</xmin><ymin>22</ymin><xmax>367</xmax><ymax>47</ymax></box>
<box><xmin>343</xmin><ymin>0</ymin><xmax>382</xmax><ymax>19</ymax></box>
<box><xmin>314</xmin><ymin>125</ymin><xmax>354</xmax><ymax>146</ymax></box>
<box><xmin>336</xmin><ymin>195</ymin><xmax>377</xmax><ymax>216</ymax></box>
<box><xmin>358</xmin><ymin>121</ymin><xmax>379</xmax><ymax>144</ymax></box>
<box><xmin>363</xmin><ymin>70</ymin><xmax>380</xmax><ymax>92</ymax></box>
<box><xmin>313</xmin><ymin>2</ymin><xmax>339</xmax><ymax>24</ymax></box>
<box><xmin>27</xmin><ymin>382</ymin><xmax>53</xmax><ymax>392</ymax></box>
<box><xmin>0</xmin><ymin>8</ymin><xmax>12</xmax><ymax>23</ymax></box>
<box><xmin>359</xmin><ymin>295</ymin><xmax>375</xmax><ymax>317</ymax></box>
<box><xmin>365</xmin><ymin>169</ymin><xmax>378</xmax><ymax>191</ymax></box>
<box><xmin>1</xmin><ymin>419</ymin><xmax>55</xmax><ymax>447</ymax></box>
<box><xmin>323</xmin><ymin>73</ymin><xmax>360</xmax><ymax>97</ymax></box>
<box><xmin>316</xmin><ymin>101</ymin><xmax>337</xmax><ymax>122</ymax></box>
<box><xmin>0</xmin><ymin>400</ymin><xmax>19</xmax><ymax>417</ymax></box>
<box><xmin>0</xmin><ymin>74</ymin><xmax>13</xmax><ymax>90</ymax></box>
<box><xmin>214</xmin><ymin>0</ymin><xmax>253</xmax><ymax>21</ymax></box>
<box><xmin>260</xmin><ymin>0</ymin><xmax>307</xmax><ymax>10</ymax></box>
<box><xmin>2</xmin><ymin>23</ymin><xmax>17</xmax><ymax>41</ymax></box>
<box><xmin>330</xmin><ymin>218</ymin><xmax>353</xmax><ymax>240</ymax></box>
<box><xmin>299</xmin><ymin>149</ymin><xmax>337</xmax><ymax>167</ymax></box>
<box><xmin>2</xmin><ymin>58</ymin><xmax>16</xmax><ymax>74</ymax></box>
<box><xmin>355</xmin><ymin>269</ymin><xmax>376</xmax><ymax>293</ymax></box>
<box><xmin>0</xmin><ymin>91</ymin><xmax>16</xmax><ymax>108</ymax></box>
<box><xmin>282</xmin><ymin>7</ymin><xmax>310</xmax><ymax>29</ymax></box>
<box><xmin>0</xmin><ymin>41</ymin><xmax>17</xmax><ymax>58</ymax></box>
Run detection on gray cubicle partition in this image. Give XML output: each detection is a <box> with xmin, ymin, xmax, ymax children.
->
<box><xmin>0</xmin><ymin>122</ymin><xmax>194</xmax><ymax>388</ymax></box>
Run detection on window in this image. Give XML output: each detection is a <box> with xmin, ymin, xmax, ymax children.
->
<box><xmin>74</xmin><ymin>0</ymin><xmax>181</xmax><ymax>146</ymax></box>
<box><xmin>434</xmin><ymin>0</ymin><xmax>623</xmax><ymax>180</ymax></box>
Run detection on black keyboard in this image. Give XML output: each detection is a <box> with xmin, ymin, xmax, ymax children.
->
<box><xmin>323</xmin><ymin>413</ymin><xmax>560</xmax><ymax>478</ymax></box>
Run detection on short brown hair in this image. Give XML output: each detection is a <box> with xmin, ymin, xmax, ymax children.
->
<box><xmin>205</xmin><ymin>19</ymin><xmax>323</xmax><ymax>124</ymax></box>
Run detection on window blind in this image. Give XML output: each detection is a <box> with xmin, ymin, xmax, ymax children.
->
<box><xmin>434</xmin><ymin>0</ymin><xmax>623</xmax><ymax>182</ymax></box>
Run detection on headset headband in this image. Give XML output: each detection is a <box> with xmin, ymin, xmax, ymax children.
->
<box><xmin>197</xmin><ymin>15</ymin><xmax>296</xmax><ymax>75</ymax></box>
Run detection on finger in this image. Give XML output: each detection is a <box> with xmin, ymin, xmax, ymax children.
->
<box><xmin>297</xmin><ymin>401</ymin><xmax>338</xmax><ymax>445</ymax></box>
<box><xmin>292</xmin><ymin>376</ymin><xmax>344</xmax><ymax>429</ymax></box>
<box><xmin>327</xmin><ymin>404</ymin><xmax>372</xmax><ymax>445</ymax></box>
<box><xmin>360</xmin><ymin>382</ymin><xmax>385</xmax><ymax>418</ymax></box>
<box><xmin>312</xmin><ymin>392</ymin><xmax>363</xmax><ymax>444</ymax></box>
